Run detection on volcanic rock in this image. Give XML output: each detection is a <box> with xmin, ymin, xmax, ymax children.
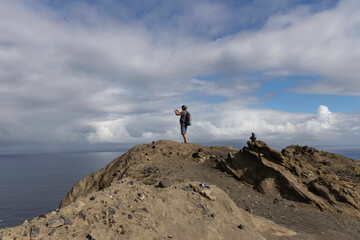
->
<box><xmin>0</xmin><ymin>179</ymin><xmax>296</xmax><ymax>239</ymax></box>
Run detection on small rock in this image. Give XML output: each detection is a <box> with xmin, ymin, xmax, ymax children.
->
<box><xmin>245</xmin><ymin>206</ymin><xmax>253</xmax><ymax>213</ymax></box>
<box><xmin>90</xmin><ymin>196</ymin><xmax>96</xmax><ymax>201</ymax></box>
<box><xmin>211</xmin><ymin>213</ymin><xmax>216</xmax><ymax>218</ymax></box>
<box><xmin>238</xmin><ymin>224</ymin><xmax>245</xmax><ymax>229</ymax></box>
<box><xmin>200</xmin><ymin>190</ymin><xmax>216</xmax><ymax>201</ymax></box>
<box><xmin>47</xmin><ymin>217</ymin><xmax>65</xmax><ymax>228</ymax></box>
<box><xmin>122</xmin><ymin>212</ymin><xmax>127</xmax><ymax>215</ymax></box>
<box><xmin>114</xmin><ymin>190</ymin><xmax>118</xmax><ymax>194</ymax></box>
<box><xmin>120</xmin><ymin>225</ymin><xmax>125</xmax><ymax>234</ymax></box>
<box><xmin>79</xmin><ymin>211</ymin><xmax>86</xmax><ymax>220</ymax></box>
<box><xmin>48</xmin><ymin>229</ymin><xmax>56</xmax><ymax>236</ymax></box>
<box><xmin>200</xmin><ymin>183</ymin><xmax>211</xmax><ymax>189</ymax></box>
<box><xmin>86</xmin><ymin>233</ymin><xmax>96</xmax><ymax>240</ymax></box>
<box><xmin>108</xmin><ymin>207</ymin><xmax>116</xmax><ymax>215</ymax></box>
<box><xmin>159</xmin><ymin>179</ymin><xmax>172</xmax><ymax>188</ymax></box>
<box><xmin>128</xmin><ymin>214</ymin><xmax>133</xmax><ymax>220</ymax></box>
<box><xmin>189</xmin><ymin>183</ymin><xmax>199</xmax><ymax>192</ymax></box>
<box><xmin>138</xmin><ymin>193</ymin><xmax>145</xmax><ymax>200</ymax></box>
<box><xmin>130</xmin><ymin>181</ymin><xmax>134</xmax><ymax>185</ymax></box>
<box><xmin>193</xmin><ymin>151</ymin><xmax>206</xmax><ymax>160</ymax></box>
<box><xmin>30</xmin><ymin>226</ymin><xmax>40</xmax><ymax>238</ymax></box>
<box><xmin>142</xmin><ymin>208</ymin><xmax>149</xmax><ymax>213</ymax></box>
<box><xmin>38</xmin><ymin>214</ymin><xmax>46</xmax><ymax>219</ymax></box>
<box><xmin>60</xmin><ymin>215</ymin><xmax>73</xmax><ymax>225</ymax></box>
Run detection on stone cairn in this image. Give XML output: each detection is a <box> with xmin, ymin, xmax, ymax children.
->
<box><xmin>250</xmin><ymin>133</ymin><xmax>256</xmax><ymax>142</ymax></box>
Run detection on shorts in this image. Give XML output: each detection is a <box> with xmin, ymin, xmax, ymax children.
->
<box><xmin>181</xmin><ymin>124</ymin><xmax>187</xmax><ymax>135</ymax></box>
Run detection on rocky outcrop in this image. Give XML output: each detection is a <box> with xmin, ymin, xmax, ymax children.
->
<box><xmin>219</xmin><ymin>141</ymin><xmax>360</xmax><ymax>216</ymax></box>
<box><xmin>2</xmin><ymin>139</ymin><xmax>360</xmax><ymax>239</ymax></box>
<box><xmin>60</xmin><ymin>140</ymin><xmax>238</xmax><ymax>208</ymax></box>
<box><xmin>0</xmin><ymin>179</ymin><xmax>297</xmax><ymax>240</ymax></box>
<box><xmin>60</xmin><ymin>140</ymin><xmax>360</xmax><ymax>218</ymax></box>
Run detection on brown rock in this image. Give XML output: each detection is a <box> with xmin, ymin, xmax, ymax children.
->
<box><xmin>189</xmin><ymin>183</ymin><xmax>199</xmax><ymax>192</ymax></box>
<box><xmin>200</xmin><ymin>189</ymin><xmax>216</xmax><ymax>201</ymax></box>
<box><xmin>159</xmin><ymin>179</ymin><xmax>172</xmax><ymax>188</ymax></box>
<box><xmin>257</xmin><ymin>178</ymin><xmax>278</xmax><ymax>195</ymax></box>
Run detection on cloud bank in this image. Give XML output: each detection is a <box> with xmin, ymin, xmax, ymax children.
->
<box><xmin>0</xmin><ymin>0</ymin><xmax>359</xmax><ymax>152</ymax></box>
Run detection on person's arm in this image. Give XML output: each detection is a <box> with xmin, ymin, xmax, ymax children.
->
<box><xmin>174</xmin><ymin>109</ymin><xmax>180</xmax><ymax>116</ymax></box>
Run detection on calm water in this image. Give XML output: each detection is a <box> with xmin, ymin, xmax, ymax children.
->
<box><xmin>0</xmin><ymin>148</ymin><xmax>359</xmax><ymax>229</ymax></box>
<box><xmin>0</xmin><ymin>151</ymin><xmax>122</xmax><ymax>228</ymax></box>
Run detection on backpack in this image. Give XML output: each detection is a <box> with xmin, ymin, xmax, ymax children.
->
<box><xmin>185</xmin><ymin>111</ymin><xmax>192</xmax><ymax>126</ymax></box>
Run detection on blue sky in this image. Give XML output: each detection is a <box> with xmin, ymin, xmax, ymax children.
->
<box><xmin>0</xmin><ymin>0</ymin><xmax>360</xmax><ymax>152</ymax></box>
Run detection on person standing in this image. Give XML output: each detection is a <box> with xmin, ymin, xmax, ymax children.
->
<box><xmin>174</xmin><ymin>105</ymin><xmax>190</xmax><ymax>143</ymax></box>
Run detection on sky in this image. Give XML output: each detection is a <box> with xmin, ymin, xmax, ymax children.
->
<box><xmin>0</xmin><ymin>0</ymin><xmax>360</xmax><ymax>153</ymax></box>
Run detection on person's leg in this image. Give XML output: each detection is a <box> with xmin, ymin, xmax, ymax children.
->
<box><xmin>181</xmin><ymin>125</ymin><xmax>188</xmax><ymax>143</ymax></box>
<box><xmin>183</xmin><ymin>134</ymin><xmax>188</xmax><ymax>143</ymax></box>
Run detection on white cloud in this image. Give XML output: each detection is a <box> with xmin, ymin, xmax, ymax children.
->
<box><xmin>0</xmin><ymin>0</ymin><xmax>359</xmax><ymax>151</ymax></box>
<box><xmin>85</xmin><ymin>105</ymin><xmax>360</xmax><ymax>146</ymax></box>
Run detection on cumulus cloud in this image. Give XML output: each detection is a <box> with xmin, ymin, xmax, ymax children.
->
<box><xmin>0</xmin><ymin>0</ymin><xmax>359</xmax><ymax>152</ymax></box>
<box><xmin>86</xmin><ymin>105</ymin><xmax>360</xmax><ymax>147</ymax></box>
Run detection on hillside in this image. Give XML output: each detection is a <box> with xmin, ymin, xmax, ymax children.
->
<box><xmin>1</xmin><ymin>140</ymin><xmax>360</xmax><ymax>239</ymax></box>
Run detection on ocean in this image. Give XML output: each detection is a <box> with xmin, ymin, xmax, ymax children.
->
<box><xmin>0</xmin><ymin>147</ymin><xmax>359</xmax><ymax>229</ymax></box>
<box><xmin>0</xmin><ymin>151</ymin><xmax>122</xmax><ymax>228</ymax></box>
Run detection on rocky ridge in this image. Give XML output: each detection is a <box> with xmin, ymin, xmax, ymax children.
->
<box><xmin>0</xmin><ymin>179</ymin><xmax>296</xmax><ymax>240</ymax></box>
<box><xmin>219</xmin><ymin>141</ymin><xmax>360</xmax><ymax>216</ymax></box>
<box><xmin>1</xmin><ymin>139</ymin><xmax>360</xmax><ymax>239</ymax></box>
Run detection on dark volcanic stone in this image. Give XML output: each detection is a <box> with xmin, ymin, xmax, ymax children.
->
<box><xmin>60</xmin><ymin>215</ymin><xmax>73</xmax><ymax>225</ymax></box>
<box><xmin>48</xmin><ymin>229</ymin><xmax>56</xmax><ymax>236</ymax></box>
<box><xmin>86</xmin><ymin>233</ymin><xmax>96</xmax><ymax>240</ymax></box>
<box><xmin>79</xmin><ymin>211</ymin><xmax>86</xmax><ymax>220</ymax></box>
<box><xmin>47</xmin><ymin>217</ymin><xmax>65</xmax><ymax>228</ymax></box>
<box><xmin>30</xmin><ymin>226</ymin><xmax>40</xmax><ymax>238</ymax></box>
<box><xmin>245</xmin><ymin>206</ymin><xmax>253</xmax><ymax>213</ymax></box>
<box><xmin>90</xmin><ymin>196</ymin><xmax>96</xmax><ymax>201</ymax></box>
<box><xmin>238</xmin><ymin>224</ymin><xmax>245</xmax><ymax>229</ymax></box>
<box><xmin>159</xmin><ymin>179</ymin><xmax>172</xmax><ymax>188</ymax></box>
<box><xmin>108</xmin><ymin>207</ymin><xmax>116</xmax><ymax>215</ymax></box>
